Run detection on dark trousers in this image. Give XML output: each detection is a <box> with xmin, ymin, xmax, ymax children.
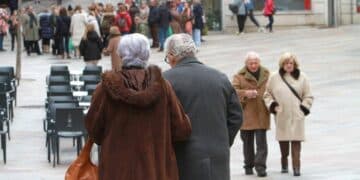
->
<box><xmin>11</xmin><ymin>33</ymin><xmax>17</xmax><ymax>51</ymax></box>
<box><xmin>241</xmin><ymin>130</ymin><xmax>268</xmax><ymax>171</ymax></box>
<box><xmin>236</xmin><ymin>15</ymin><xmax>247</xmax><ymax>33</ymax></box>
<box><xmin>279</xmin><ymin>141</ymin><xmax>301</xmax><ymax>170</ymax></box>
<box><xmin>266</xmin><ymin>15</ymin><xmax>274</xmax><ymax>32</ymax></box>
<box><xmin>248</xmin><ymin>10</ymin><xmax>260</xmax><ymax>27</ymax></box>
<box><xmin>26</xmin><ymin>41</ymin><xmax>41</xmax><ymax>55</ymax></box>
<box><xmin>57</xmin><ymin>35</ymin><xmax>69</xmax><ymax>55</ymax></box>
<box><xmin>150</xmin><ymin>24</ymin><xmax>159</xmax><ymax>47</ymax></box>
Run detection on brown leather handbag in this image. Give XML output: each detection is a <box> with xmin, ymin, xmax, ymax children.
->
<box><xmin>65</xmin><ymin>139</ymin><xmax>98</xmax><ymax>180</ymax></box>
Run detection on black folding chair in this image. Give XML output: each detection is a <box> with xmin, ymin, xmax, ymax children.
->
<box><xmin>51</xmin><ymin>107</ymin><xmax>86</xmax><ymax>167</ymax></box>
<box><xmin>0</xmin><ymin>104</ymin><xmax>8</xmax><ymax>164</ymax></box>
<box><xmin>50</xmin><ymin>66</ymin><xmax>70</xmax><ymax>76</ymax></box>
<box><xmin>47</xmin><ymin>76</ymin><xmax>70</xmax><ymax>86</ymax></box>
<box><xmin>80</xmin><ymin>75</ymin><xmax>101</xmax><ymax>87</ymax></box>
<box><xmin>47</xmin><ymin>85</ymin><xmax>73</xmax><ymax>97</ymax></box>
<box><xmin>83</xmin><ymin>65</ymin><xmax>102</xmax><ymax>76</ymax></box>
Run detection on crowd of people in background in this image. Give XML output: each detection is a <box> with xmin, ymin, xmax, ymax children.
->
<box><xmin>0</xmin><ymin>0</ymin><xmax>205</xmax><ymax>66</ymax></box>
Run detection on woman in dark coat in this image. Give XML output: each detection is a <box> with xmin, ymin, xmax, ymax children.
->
<box><xmin>79</xmin><ymin>24</ymin><xmax>103</xmax><ymax>65</ymax></box>
<box><xmin>39</xmin><ymin>10</ymin><xmax>53</xmax><ymax>53</ymax></box>
<box><xmin>55</xmin><ymin>7</ymin><xmax>71</xmax><ymax>59</ymax></box>
<box><xmin>85</xmin><ymin>33</ymin><xmax>192</xmax><ymax>180</ymax></box>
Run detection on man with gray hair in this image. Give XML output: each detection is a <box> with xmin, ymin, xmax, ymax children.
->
<box><xmin>163</xmin><ymin>33</ymin><xmax>243</xmax><ymax>180</ymax></box>
<box><xmin>232</xmin><ymin>51</ymin><xmax>270</xmax><ymax>177</ymax></box>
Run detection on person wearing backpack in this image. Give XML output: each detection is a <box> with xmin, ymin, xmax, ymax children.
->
<box><xmin>101</xmin><ymin>4</ymin><xmax>115</xmax><ymax>47</ymax></box>
<box><xmin>114</xmin><ymin>3</ymin><xmax>132</xmax><ymax>35</ymax></box>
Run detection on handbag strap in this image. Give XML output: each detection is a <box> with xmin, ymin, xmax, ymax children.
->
<box><xmin>280</xmin><ymin>75</ymin><xmax>302</xmax><ymax>102</ymax></box>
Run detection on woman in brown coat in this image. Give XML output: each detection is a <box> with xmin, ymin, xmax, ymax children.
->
<box><xmin>85</xmin><ymin>33</ymin><xmax>192</xmax><ymax>180</ymax></box>
<box><xmin>103</xmin><ymin>26</ymin><xmax>122</xmax><ymax>72</ymax></box>
<box><xmin>232</xmin><ymin>51</ymin><xmax>270</xmax><ymax>177</ymax></box>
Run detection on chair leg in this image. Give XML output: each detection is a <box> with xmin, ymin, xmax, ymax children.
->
<box><xmin>47</xmin><ymin>134</ymin><xmax>51</xmax><ymax>163</ymax></box>
<box><xmin>52</xmin><ymin>135</ymin><xmax>56</xmax><ymax>167</ymax></box>
<box><xmin>56</xmin><ymin>137</ymin><xmax>60</xmax><ymax>165</ymax></box>
<box><xmin>6</xmin><ymin>121</ymin><xmax>10</xmax><ymax>141</ymax></box>
<box><xmin>77</xmin><ymin>137</ymin><xmax>80</xmax><ymax>156</ymax></box>
<box><xmin>1</xmin><ymin>134</ymin><xmax>6</xmax><ymax>164</ymax></box>
<box><xmin>73</xmin><ymin>137</ymin><xmax>75</xmax><ymax>147</ymax></box>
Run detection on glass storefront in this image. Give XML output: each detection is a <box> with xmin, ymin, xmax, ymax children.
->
<box><xmin>253</xmin><ymin>0</ymin><xmax>311</xmax><ymax>11</ymax></box>
<box><xmin>203</xmin><ymin>0</ymin><xmax>222</xmax><ymax>30</ymax></box>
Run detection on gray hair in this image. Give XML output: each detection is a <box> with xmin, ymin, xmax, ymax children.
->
<box><xmin>117</xmin><ymin>33</ymin><xmax>150</xmax><ymax>68</ymax></box>
<box><xmin>244</xmin><ymin>51</ymin><xmax>261</xmax><ymax>63</ymax></box>
<box><xmin>164</xmin><ymin>33</ymin><xmax>197</xmax><ymax>60</ymax></box>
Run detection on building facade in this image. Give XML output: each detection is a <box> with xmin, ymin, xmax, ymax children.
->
<box><xmin>218</xmin><ymin>0</ymin><xmax>360</xmax><ymax>32</ymax></box>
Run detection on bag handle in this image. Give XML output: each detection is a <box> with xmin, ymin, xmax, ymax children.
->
<box><xmin>280</xmin><ymin>75</ymin><xmax>302</xmax><ymax>102</ymax></box>
<box><xmin>80</xmin><ymin>138</ymin><xmax>95</xmax><ymax>160</ymax></box>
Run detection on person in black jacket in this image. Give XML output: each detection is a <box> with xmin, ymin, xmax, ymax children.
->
<box><xmin>148</xmin><ymin>0</ymin><xmax>159</xmax><ymax>48</ymax></box>
<box><xmin>55</xmin><ymin>7</ymin><xmax>71</xmax><ymax>59</ymax></box>
<box><xmin>39</xmin><ymin>9</ymin><xmax>53</xmax><ymax>53</ymax></box>
<box><xmin>79</xmin><ymin>24</ymin><xmax>103</xmax><ymax>65</ymax></box>
<box><xmin>192</xmin><ymin>0</ymin><xmax>203</xmax><ymax>47</ymax></box>
<box><xmin>157</xmin><ymin>2</ymin><xmax>171</xmax><ymax>52</ymax></box>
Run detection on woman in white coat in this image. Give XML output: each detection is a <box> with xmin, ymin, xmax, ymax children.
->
<box><xmin>263</xmin><ymin>52</ymin><xmax>313</xmax><ymax>177</ymax></box>
<box><xmin>70</xmin><ymin>6</ymin><xmax>87</xmax><ymax>58</ymax></box>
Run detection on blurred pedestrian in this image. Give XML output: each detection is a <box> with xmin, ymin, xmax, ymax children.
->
<box><xmin>263</xmin><ymin>0</ymin><xmax>275</xmax><ymax>32</ymax></box>
<box><xmin>79</xmin><ymin>24</ymin><xmax>103</xmax><ymax>65</ymax></box>
<box><xmin>103</xmin><ymin>26</ymin><xmax>122</xmax><ymax>71</ymax></box>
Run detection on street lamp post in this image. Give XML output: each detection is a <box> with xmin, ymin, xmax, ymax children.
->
<box><xmin>15</xmin><ymin>0</ymin><xmax>21</xmax><ymax>84</ymax></box>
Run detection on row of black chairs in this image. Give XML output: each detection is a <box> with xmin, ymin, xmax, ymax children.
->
<box><xmin>0</xmin><ymin>66</ymin><xmax>17</xmax><ymax>164</ymax></box>
<box><xmin>45</xmin><ymin>65</ymin><xmax>101</xmax><ymax>167</ymax></box>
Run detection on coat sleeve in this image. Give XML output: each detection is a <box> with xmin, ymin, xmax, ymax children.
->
<box><xmin>226</xmin><ymin>85</ymin><xmax>243</xmax><ymax>147</ymax></box>
<box><xmin>263</xmin><ymin>74</ymin><xmax>278</xmax><ymax>114</ymax></box>
<box><xmin>165</xmin><ymin>81</ymin><xmax>192</xmax><ymax>142</ymax></box>
<box><xmin>300</xmin><ymin>74</ymin><xmax>314</xmax><ymax>110</ymax></box>
<box><xmin>84</xmin><ymin>83</ymin><xmax>107</xmax><ymax>145</ymax></box>
<box><xmin>232</xmin><ymin>74</ymin><xmax>248</xmax><ymax>107</ymax></box>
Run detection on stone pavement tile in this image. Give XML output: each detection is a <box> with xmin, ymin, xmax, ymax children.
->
<box><xmin>0</xmin><ymin>25</ymin><xmax>360</xmax><ymax>179</ymax></box>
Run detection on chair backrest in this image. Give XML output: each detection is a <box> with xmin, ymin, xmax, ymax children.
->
<box><xmin>0</xmin><ymin>66</ymin><xmax>15</xmax><ymax>79</ymax></box>
<box><xmin>0</xmin><ymin>76</ymin><xmax>13</xmax><ymax>92</ymax></box>
<box><xmin>81</xmin><ymin>95</ymin><xmax>92</xmax><ymax>102</ymax></box>
<box><xmin>54</xmin><ymin>108</ymin><xmax>86</xmax><ymax>133</ymax></box>
<box><xmin>48</xmin><ymin>76</ymin><xmax>70</xmax><ymax>86</ymax></box>
<box><xmin>49</xmin><ymin>102</ymin><xmax>78</xmax><ymax>119</ymax></box>
<box><xmin>83</xmin><ymin>65</ymin><xmax>102</xmax><ymax>76</ymax></box>
<box><xmin>47</xmin><ymin>85</ymin><xmax>73</xmax><ymax>96</ymax></box>
<box><xmin>50</xmin><ymin>66</ymin><xmax>70</xmax><ymax>76</ymax></box>
<box><xmin>80</xmin><ymin>75</ymin><xmax>101</xmax><ymax>86</ymax></box>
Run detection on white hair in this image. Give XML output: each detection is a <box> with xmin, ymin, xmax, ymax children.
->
<box><xmin>164</xmin><ymin>33</ymin><xmax>197</xmax><ymax>60</ymax></box>
<box><xmin>117</xmin><ymin>33</ymin><xmax>150</xmax><ymax>68</ymax></box>
<box><xmin>244</xmin><ymin>51</ymin><xmax>261</xmax><ymax>63</ymax></box>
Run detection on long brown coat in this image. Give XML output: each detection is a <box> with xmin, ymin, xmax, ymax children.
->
<box><xmin>85</xmin><ymin>66</ymin><xmax>192</xmax><ymax>180</ymax></box>
<box><xmin>104</xmin><ymin>35</ymin><xmax>122</xmax><ymax>71</ymax></box>
<box><xmin>232</xmin><ymin>66</ymin><xmax>270</xmax><ymax>130</ymax></box>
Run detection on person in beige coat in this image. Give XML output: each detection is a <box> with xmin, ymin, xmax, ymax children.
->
<box><xmin>263</xmin><ymin>52</ymin><xmax>314</xmax><ymax>177</ymax></box>
<box><xmin>232</xmin><ymin>52</ymin><xmax>270</xmax><ymax>177</ymax></box>
<box><xmin>103</xmin><ymin>26</ymin><xmax>122</xmax><ymax>71</ymax></box>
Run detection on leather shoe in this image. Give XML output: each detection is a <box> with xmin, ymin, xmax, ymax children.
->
<box><xmin>256</xmin><ymin>170</ymin><xmax>267</xmax><ymax>177</ymax></box>
<box><xmin>293</xmin><ymin>169</ymin><xmax>301</xmax><ymax>176</ymax></box>
<box><xmin>245</xmin><ymin>168</ymin><xmax>253</xmax><ymax>175</ymax></box>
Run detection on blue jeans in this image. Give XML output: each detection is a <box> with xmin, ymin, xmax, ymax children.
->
<box><xmin>0</xmin><ymin>34</ymin><xmax>4</xmax><ymax>50</ymax></box>
<box><xmin>158</xmin><ymin>26</ymin><xmax>168</xmax><ymax>50</ymax></box>
<box><xmin>193</xmin><ymin>29</ymin><xmax>201</xmax><ymax>47</ymax></box>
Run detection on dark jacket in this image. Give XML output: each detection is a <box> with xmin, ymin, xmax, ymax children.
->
<box><xmin>157</xmin><ymin>4</ymin><xmax>171</xmax><ymax>28</ymax></box>
<box><xmin>79</xmin><ymin>31</ymin><xmax>103</xmax><ymax>61</ymax></box>
<box><xmin>148</xmin><ymin>5</ymin><xmax>159</xmax><ymax>26</ymax></box>
<box><xmin>85</xmin><ymin>66</ymin><xmax>192</xmax><ymax>180</ymax></box>
<box><xmin>39</xmin><ymin>14</ymin><xmax>53</xmax><ymax>39</ymax></box>
<box><xmin>55</xmin><ymin>15</ymin><xmax>71</xmax><ymax>37</ymax></box>
<box><xmin>164</xmin><ymin>57</ymin><xmax>243</xmax><ymax>180</ymax></box>
<box><xmin>192</xmin><ymin>3</ymin><xmax>204</xmax><ymax>30</ymax></box>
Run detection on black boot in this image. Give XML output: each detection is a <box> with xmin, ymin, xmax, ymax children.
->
<box><xmin>245</xmin><ymin>168</ymin><xmax>253</xmax><ymax>175</ymax></box>
<box><xmin>293</xmin><ymin>168</ymin><xmax>301</xmax><ymax>176</ymax></box>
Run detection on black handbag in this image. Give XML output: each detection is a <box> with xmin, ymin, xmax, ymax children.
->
<box><xmin>229</xmin><ymin>3</ymin><xmax>239</xmax><ymax>14</ymax></box>
<box><xmin>281</xmin><ymin>76</ymin><xmax>310</xmax><ymax>116</ymax></box>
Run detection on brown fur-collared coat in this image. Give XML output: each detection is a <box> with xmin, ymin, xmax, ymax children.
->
<box><xmin>232</xmin><ymin>66</ymin><xmax>270</xmax><ymax>130</ymax></box>
<box><xmin>85</xmin><ymin>65</ymin><xmax>192</xmax><ymax>180</ymax></box>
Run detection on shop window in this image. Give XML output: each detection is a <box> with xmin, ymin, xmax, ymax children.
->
<box><xmin>253</xmin><ymin>0</ymin><xmax>311</xmax><ymax>11</ymax></box>
<box><xmin>357</xmin><ymin>0</ymin><xmax>360</xmax><ymax>13</ymax></box>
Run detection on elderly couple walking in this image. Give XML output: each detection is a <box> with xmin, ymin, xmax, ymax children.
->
<box><xmin>85</xmin><ymin>33</ymin><xmax>313</xmax><ymax>180</ymax></box>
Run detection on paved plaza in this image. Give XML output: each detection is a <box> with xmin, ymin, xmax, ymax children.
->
<box><xmin>0</xmin><ymin>25</ymin><xmax>360</xmax><ymax>179</ymax></box>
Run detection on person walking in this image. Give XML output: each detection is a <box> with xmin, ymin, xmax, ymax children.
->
<box><xmin>0</xmin><ymin>8</ymin><xmax>9</xmax><ymax>51</ymax></box>
<box><xmin>232</xmin><ymin>51</ymin><xmax>270</xmax><ymax>177</ymax></box>
<box><xmin>245</xmin><ymin>0</ymin><xmax>263</xmax><ymax>32</ymax></box>
<box><xmin>55</xmin><ymin>7</ymin><xmax>71</xmax><ymax>59</ymax></box>
<box><xmin>263</xmin><ymin>0</ymin><xmax>275</xmax><ymax>32</ymax></box>
<box><xmin>114</xmin><ymin>3</ymin><xmax>132</xmax><ymax>35</ymax></box>
<box><xmin>8</xmin><ymin>10</ymin><xmax>19</xmax><ymax>51</ymax></box>
<box><xmin>100</xmin><ymin>4</ymin><xmax>115</xmax><ymax>47</ymax></box>
<box><xmin>234</xmin><ymin>0</ymin><xmax>247</xmax><ymax>35</ymax></box>
<box><xmin>38</xmin><ymin>9</ymin><xmax>53</xmax><ymax>53</ymax></box>
<box><xmin>103</xmin><ymin>26</ymin><xmax>122</xmax><ymax>71</ymax></box>
<box><xmin>157</xmin><ymin>2</ymin><xmax>171</xmax><ymax>52</ymax></box>
<box><xmin>85</xmin><ymin>33</ymin><xmax>192</xmax><ymax>180</ymax></box>
<box><xmin>192</xmin><ymin>0</ymin><xmax>204</xmax><ymax>47</ymax></box>
<box><xmin>181</xmin><ymin>2</ymin><xmax>193</xmax><ymax>35</ymax></box>
<box><xmin>79</xmin><ymin>24</ymin><xmax>103</xmax><ymax>65</ymax></box>
<box><xmin>22</xmin><ymin>6</ymin><xmax>42</xmax><ymax>56</ymax></box>
<box><xmin>163</xmin><ymin>33</ymin><xmax>243</xmax><ymax>180</ymax></box>
<box><xmin>263</xmin><ymin>52</ymin><xmax>314</xmax><ymax>176</ymax></box>
<box><xmin>70</xmin><ymin>5</ymin><xmax>87</xmax><ymax>58</ymax></box>
<box><xmin>148</xmin><ymin>0</ymin><xmax>159</xmax><ymax>48</ymax></box>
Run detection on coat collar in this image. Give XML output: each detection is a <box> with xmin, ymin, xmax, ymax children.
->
<box><xmin>238</xmin><ymin>66</ymin><xmax>269</xmax><ymax>86</ymax></box>
<box><xmin>175</xmin><ymin>57</ymin><xmax>203</xmax><ymax>67</ymax></box>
